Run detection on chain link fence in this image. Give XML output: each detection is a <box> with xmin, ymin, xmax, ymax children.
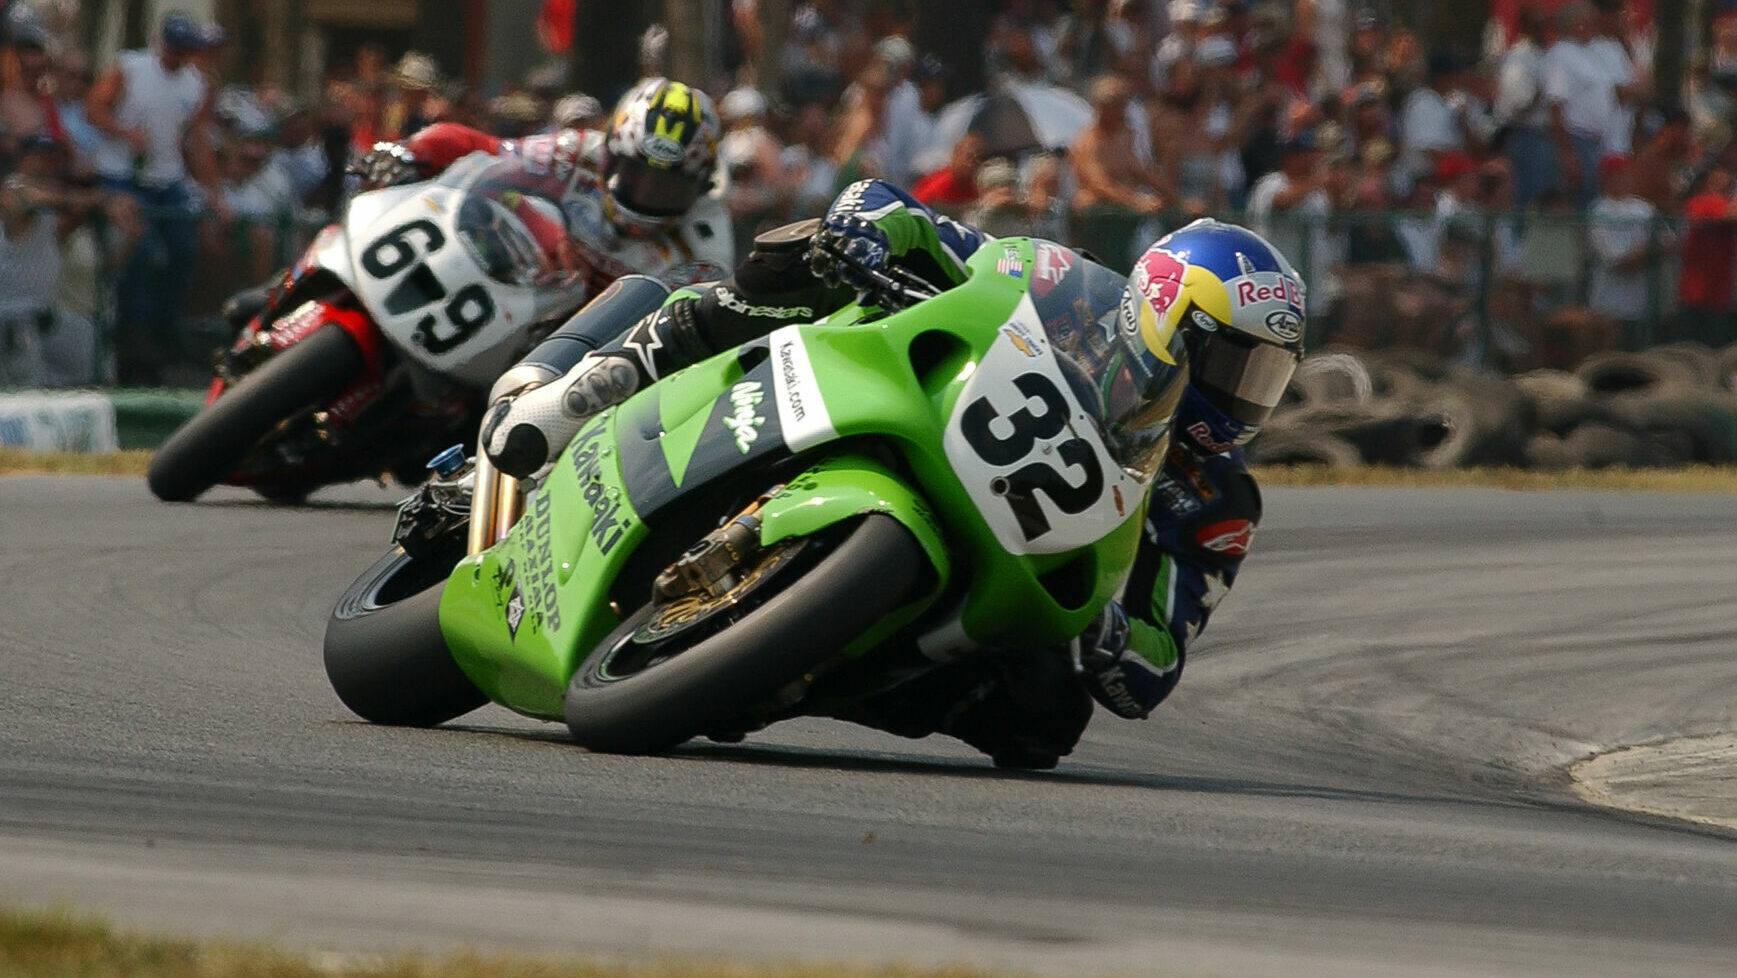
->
<box><xmin>15</xmin><ymin>202</ymin><xmax>1725</xmax><ymax>390</ymax></box>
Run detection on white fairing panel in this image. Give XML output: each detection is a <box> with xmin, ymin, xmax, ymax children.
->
<box><xmin>942</xmin><ymin>294</ymin><xmax>1145</xmax><ymax>556</ymax></box>
<box><xmin>342</xmin><ymin>184</ymin><xmax>540</xmax><ymax>388</ymax></box>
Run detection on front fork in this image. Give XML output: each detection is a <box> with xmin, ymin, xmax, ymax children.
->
<box><xmin>466</xmin><ymin>452</ymin><xmax>523</xmax><ymax>555</ymax></box>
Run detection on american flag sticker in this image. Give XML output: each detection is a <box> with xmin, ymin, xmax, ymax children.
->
<box><xmin>996</xmin><ymin>249</ymin><xmax>1025</xmax><ymax>277</ymax></box>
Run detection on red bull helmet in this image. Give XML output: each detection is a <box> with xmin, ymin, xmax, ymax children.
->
<box><xmin>1116</xmin><ymin>218</ymin><xmax>1306</xmax><ymax>448</ymax></box>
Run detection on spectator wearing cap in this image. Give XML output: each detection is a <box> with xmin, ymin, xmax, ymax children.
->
<box><xmin>718</xmin><ymin>85</ymin><xmax>789</xmax><ymax>236</ymax></box>
<box><xmin>866</xmin><ymin>35</ymin><xmax>928</xmax><ymax>187</ymax></box>
<box><xmin>1492</xmin><ymin>5</ymin><xmax>1556</xmax><ymax>209</ymax></box>
<box><xmin>1395</xmin><ymin>49</ymin><xmax>1474</xmax><ymax>200</ymax></box>
<box><xmin>269</xmin><ymin>101</ymin><xmax>330</xmax><ymax>212</ymax></box>
<box><xmin>85</xmin><ymin>10</ymin><xmax>228</xmax><ymax>385</ymax></box>
<box><xmin>1544</xmin><ymin>1</ymin><xmax>1620</xmax><ymax>207</ymax></box>
<box><xmin>1194</xmin><ymin>32</ymin><xmax>1252</xmax><ymax>206</ymax></box>
<box><xmin>1058</xmin><ymin>0</ymin><xmax>1121</xmax><ymax>87</ymax></box>
<box><xmin>1246</xmin><ymin>127</ymin><xmax>1337</xmax><ymax>299</ymax></box>
<box><xmin>1586</xmin><ymin>154</ymin><xmax>1665</xmax><ymax>347</ymax></box>
<box><xmin>1343</xmin><ymin>80</ymin><xmax>1390</xmax><ymax>150</ymax></box>
<box><xmin>383</xmin><ymin>51</ymin><xmax>441</xmax><ymax>141</ymax></box>
<box><xmin>488</xmin><ymin>91</ymin><xmax>546</xmax><ymax>138</ymax></box>
<box><xmin>904</xmin><ymin>54</ymin><xmax>950</xmax><ymax>170</ymax></box>
<box><xmin>0</xmin><ymin>134</ymin><xmax>124</xmax><ymax>387</ymax></box>
<box><xmin>0</xmin><ymin>4</ymin><xmax>65</xmax><ymax>154</ymax></box>
<box><xmin>962</xmin><ymin>155</ymin><xmax>1029</xmax><ymax>237</ymax></box>
<box><xmin>831</xmin><ymin>36</ymin><xmax>925</xmax><ymax>187</ymax></box>
<box><xmin>212</xmin><ymin>116</ymin><xmax>296</xmax><ymax>292</ymax></box>
<box><xmin>1070</xmin><ymin>74</ymin><xmax>1171</xmax><ymax>217</ymax></box>
<box><xmin>1151</xmin><ymin>0</ymin><xmax>1201</xmax><ymax>92</ymax></box>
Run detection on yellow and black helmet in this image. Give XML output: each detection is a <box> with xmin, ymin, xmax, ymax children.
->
<box><xmin>601</xmin><ymin>78</ymin><xmax>721</xmax><ymax>227</ymax></box>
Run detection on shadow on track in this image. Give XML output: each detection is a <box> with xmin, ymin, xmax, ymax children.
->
<box><xmin>382</xmin><ymin>717</ymin><xmax>1503</xmax><ymax>811</ymax></box>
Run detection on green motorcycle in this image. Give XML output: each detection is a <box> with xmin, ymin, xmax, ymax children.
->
<box><xmin>323</xmin><ymin>230</ymin><xmax>1187</xmax><ymax>757</ymax></box>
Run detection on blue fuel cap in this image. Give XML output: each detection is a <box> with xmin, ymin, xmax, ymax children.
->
<box><xmin>427</xmin><ymin>445</ymin><xmax>467</xmax><ymax>478</ymax></box>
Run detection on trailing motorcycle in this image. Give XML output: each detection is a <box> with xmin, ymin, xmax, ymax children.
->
<box><xmin>148</xmin><ymin>152</ymin><xmax>591</xmax><ymax>502</ymax></box>
<box><xmin>323</xmin><ymin>230</ymin><xmax>1187</xmax><ymax>758</ymax></box>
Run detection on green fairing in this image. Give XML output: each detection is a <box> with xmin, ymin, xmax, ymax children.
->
<box><xmin>439</xmin><ymin>411</ymin><xmax>647</xmax><ymax>719</ymax></box>
<box><xmin>437</xmin><ymin>237</ymin><xmax>1169</xmax><ymax>720</ymax></box>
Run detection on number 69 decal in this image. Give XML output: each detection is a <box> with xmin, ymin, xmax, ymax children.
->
<box><xmin>958</xmin><ymin>371</ymin><xmax>1106</xmax><ymax>543</ymax></box>
<box><xmin>360</xmin><ymin>219</ymin><xmax>496</xmax><ymax>354</ymax></box>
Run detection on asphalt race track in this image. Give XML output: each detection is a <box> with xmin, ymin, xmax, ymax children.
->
<box><xmin>2</xmin><ymin>475</ymin><xmax>1735</xmax><ymax>977</ymax></box>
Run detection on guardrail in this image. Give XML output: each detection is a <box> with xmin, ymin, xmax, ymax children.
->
<box><xmin>12</xmin><ymin>201</ymin><xmax>1713</xmax><ymax>392</ymax></box>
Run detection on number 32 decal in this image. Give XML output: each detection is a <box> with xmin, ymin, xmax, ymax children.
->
<box><xmin>958</xmin><ymin>372</ymin><xmax>1104</xmax><ymax>542</ymax></box>
<box><xmin>361</xmin><ymin>219</ymin><xmax>496</xmax><ymax>354</ymax></box>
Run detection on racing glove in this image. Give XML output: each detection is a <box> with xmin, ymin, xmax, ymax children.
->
<box><xmin>353</xmin><ymin>141</ymin><xmax>423</xmax><ymax>190</ymax></box>
<box><xmin>809</xmin><ymin>215</ymin><xmax>890</xmax><ymax>294</ymax></box>
<box><xmin>1073</xmin><ymin>601</ymin><xmax>1176</xmax><ymax>720</ymax></box>
<box><xmin>480</xmin><ymin>353</ymin><xmax>643</xmax><ymax>478</ymax></box>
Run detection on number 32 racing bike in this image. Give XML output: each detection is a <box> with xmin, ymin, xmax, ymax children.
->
<box><xmin>323</xmin><ymin>229</ymin><xmax>1188</xmax><ymax>758</ymax></box>
<box><xmin>148</xmin><ymin>153</ymin><xmax>594</xmax><ymax>502</ymax></box>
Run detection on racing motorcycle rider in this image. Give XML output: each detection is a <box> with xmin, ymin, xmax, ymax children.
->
<box><xmin>225</xmin><ymin>78</ymin><xmax>735</xmax><ymax>328</ymax></box>
<box><xmin>480</xmin><ymin>179</ymin><xmax>1305</xmax><ymax>769</ymax></box>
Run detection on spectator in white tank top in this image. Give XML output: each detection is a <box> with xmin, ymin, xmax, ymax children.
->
<box><xmin>1544</xmin><ymin>1</ymin><xmax>1617</xmax><ymax>208</ymax></box>
<box><xmin>83</xmin><ymin>11</ymin><xmax>226</xmax><ymax>385</ymax></box>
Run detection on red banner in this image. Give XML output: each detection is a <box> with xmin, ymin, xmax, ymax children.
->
<box><xmin>538</xmin><ymin>0</ymin><xmax>575</xmax><ymax>54</ymax></box>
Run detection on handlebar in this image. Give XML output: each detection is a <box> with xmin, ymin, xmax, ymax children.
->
<box><xmin>809</xmin><ymin>239</ymin><xmax>942</xmax><ymax>313</ymax></box>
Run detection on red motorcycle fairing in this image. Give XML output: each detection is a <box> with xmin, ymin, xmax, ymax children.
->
<box><xmin>208</xmin><ymin>299</ymin><xmax>390</xmax><ymax>405</ymax></box>
<box><xmin>208</xmin><ymin>291</ymin><xmax>478</xmax><ymax>491</ymax></box>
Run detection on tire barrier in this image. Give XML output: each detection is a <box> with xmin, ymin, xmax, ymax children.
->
<box><xmin>1714</xmin><ymin>345</ymin><xmax>1737</xmax><ymax>392</ymax></box>
<box><xmin>1242</xmin><ymin>429</ymin><xmax>1366</xmax><ymax>468</ymax></box>
<box><xmin>1258</xmin><ymin>342</ymin><xmax>1737</xmax><ymax>470</ymax></box>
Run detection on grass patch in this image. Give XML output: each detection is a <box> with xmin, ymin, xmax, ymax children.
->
<box><xmin>0</xmin><ymin>449</ymin><xmax>154</xmax><ymax>476</ymax></box>
<box><xmin>0</xmin><ymin>904</ymin><xmax>997</xmax><ymax>978</ymax></box>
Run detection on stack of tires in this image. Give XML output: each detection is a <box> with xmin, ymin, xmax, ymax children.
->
<box><xmin>1247</xmin><ymin>343</ymin><xmax>1737</xmax><ymax>471</ymax></box>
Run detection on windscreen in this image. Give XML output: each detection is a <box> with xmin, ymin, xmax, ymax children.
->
<box><xmin>446</xmin><ymin>155</ymin><xmax>580</xmax><ymax>290</ymax></box>
<box><xmin>1023</xmin><ymin>242</ymin><xmax>1186</xmax><ymax>482</ymax></box>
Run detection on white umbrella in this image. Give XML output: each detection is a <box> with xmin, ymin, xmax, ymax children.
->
<box><xmin>924</xmin><ymin>81</ymin><xmax>1095</xmax><ymax>163</ymax></box>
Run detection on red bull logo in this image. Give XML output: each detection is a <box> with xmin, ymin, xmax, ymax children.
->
<box><xmin>1235</xmin><ymin>275</ymin><xmax>1303</xmax><ymax>311</ymax></box>
<box><xmin>1135</xmin><ymin>249</ymin><xmax>1187</xmax><ymax>315</ymax></box>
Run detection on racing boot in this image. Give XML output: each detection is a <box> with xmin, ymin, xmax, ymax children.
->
<box><xmin>480</xmin><ymin>351</ymin><xmax>644</xmax><ymax>478</ymax></box>
<box><xmin>830</xmin><ymin>647</ymin><xmax>1094</xmax><ymax>771</ymax></box>
<box><xmin>942</xmin><ymin>647</ymin><xmax>1095</xmax><ymax>771</ymax></box>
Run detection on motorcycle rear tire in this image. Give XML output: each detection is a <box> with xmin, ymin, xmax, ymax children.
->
<box><xmin>146</xmin><ymin>324</ymin><xmax>364</xmax><ymax>502</ymax></box>
<box><xmin>324</xmin><ymin>546</ymin><xmax>486</xmax><ymax>726</ymax></box>
<box><xmin>565</xmin><ymin>514</ymin><xmax>925</xmax><ymax>755</ymax></box>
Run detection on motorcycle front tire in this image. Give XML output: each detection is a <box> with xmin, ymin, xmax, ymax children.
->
<box><xmin>324</xmin><ymin>546</ymin><xmax>486</xmax><ymax>726</ymax></box>
<box><xmin>146</xmin><ymin>323</ymin><xmax>364</xmax><ymax>502</ymax></box>
<box><xmin>564</xmin><ymin>514</ymin><xmax>925</xmax><ymax>755</ymax></box>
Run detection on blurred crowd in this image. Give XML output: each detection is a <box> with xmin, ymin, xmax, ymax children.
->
<box><xmin>3</xmin><ymin>0</ymin><xmax>1737</xmax><ymax>390</ymax></box>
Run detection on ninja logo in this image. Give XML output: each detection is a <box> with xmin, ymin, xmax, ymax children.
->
<box><xmin>723</xmin><ymin>381</ymin><xmax>767</xmax><ymax>454</ymax></box>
